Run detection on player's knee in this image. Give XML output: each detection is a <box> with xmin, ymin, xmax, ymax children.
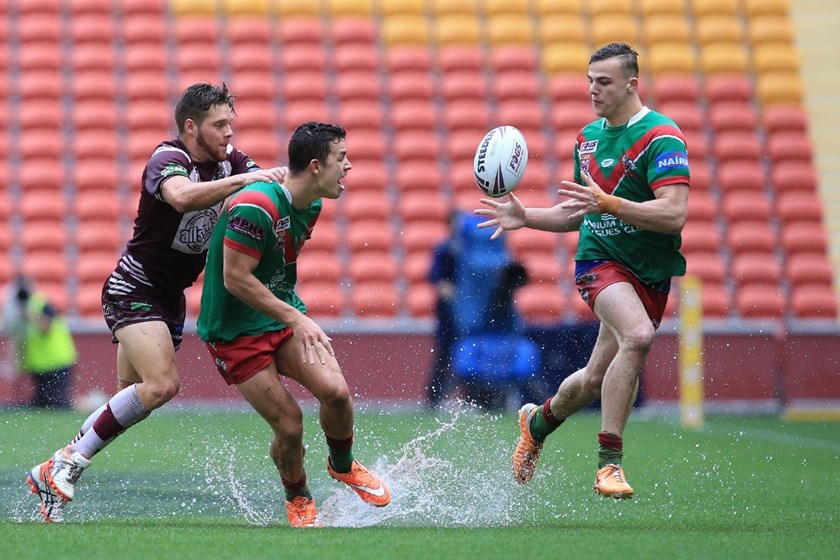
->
<box><xmin>146</xmin><ymin>378</ymin><xmax>180</xmax><ymax>407</ymax></box>
<box><xmin>319</xmin><ymin>380</ymin><xmax>352</xmax><ymax>411</ymax></box>
<box><xmin>585</xmin><ymin>373</ymin><xmax>605</xmax><ymax>396</ymax></box>
<box><xmin>622</xmin><ymin>323</ymin><xmax>656</xmax><ymax>355</ymax></box>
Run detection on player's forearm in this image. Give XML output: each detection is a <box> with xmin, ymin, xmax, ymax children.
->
<box><xmin>524</xmin><ymin>205</ymin><xmax>582</xmax><ymax>233</ymax></box>
<box><xmin>608</xmin><ymin>197</ymin><xmax>686</xmax><ymax>235</ymax></box>
<box><xmin>174</xmin><ymin>175</ymin><xmax>248</xmax><ymax>212</ymax></box>
<box><xmin>224</xmin><ymin>271</ymin><xmax>302</xmax><ymax>326</ymax></box>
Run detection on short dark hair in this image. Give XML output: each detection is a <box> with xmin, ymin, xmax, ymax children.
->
<box><xmin>287</xmin><ymin>122</ymin><xmax>347</xmax><ymax>174</ymax></box>
<box><xmin>174</xmin><ymin>83</ymin><xmax>235</xmax><ymax>133</ymax></box>
<box><xmin>590</xmin><ymin>42</ymin><xmax>639</xmax><ymax>79</ymax></box>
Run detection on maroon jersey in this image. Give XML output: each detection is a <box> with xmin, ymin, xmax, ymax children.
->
<box><xmin>121</xmin><ymin>138</ymin><xmax>259</xmax><ymax>293</ymax></box>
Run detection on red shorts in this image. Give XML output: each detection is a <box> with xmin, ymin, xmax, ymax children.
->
<box><xmin>205</xmin><ymin>328</ymin><xmax>295</xmax><ymax>385</ymax></box>
<box><xmin>575</xmin><ymin>261</ymin><xmax>670</xmax><ymax>327</ymax></box>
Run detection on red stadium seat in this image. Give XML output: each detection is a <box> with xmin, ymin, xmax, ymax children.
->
<box><xmin>350</xmin><ymin>281</ymin><xmax>400</xmax><ymax>317</ymax></box>
<box><xmin>122</xmin><ymin>15</ymin><xmax>167</xmax><ymax>46</ymax></box>
<box><xmin>680</xmin><ymin>222</ymin><xmax>723</xmax><ymax>254</ymax></box>
<box><xmin>659</xmin><ymin>102</ymin><xmax>704</xmax><ymax>132</ymax></box>
<box><xmin>342</xmin><ymin>163</ymin><xmax>388</xmax><ymax>192</ymax></box>
<box><xmin>304</xmin><ymin>221</ymin><xmax>340</xmax><ymax>253</ymax></box>
<box><xmin>790</xmin><ymin>285</ymin><xmax>838</xmax><ymax>320</ymax></box>
<box><xmin>75</xmin><ymin>252</ymin><xmax>119</xmax><ymax>285</ymax></box>
<box><xmin>706</xmin><ymin>75</ymin><xmax>752</xmax><ymax>104</ymax></box>
<box><xmin>406</xmin><ymin>283</ymin><xmax>435</xmax><ymax>318</ymax></box>
<box><xmin>296</xmin><ymin>252</ymin><xmax>342</xmax><ymax>284</ymax></box>
<box><xmin>438</xmin><ymin>46</ymin><xmax>484</xmax><ymax>73</ymax></box>
<box><xmin>393</xmin><ymin>131</ymin><xmax>441</xmax><ymax>164</ymax></box>
<box><xmin>21</xmin><ymin>223</ymin><xmax>69</xmax><ymax>253</ymax></box>
<box><xmin>123</xmin><ymin>44</ymin><xmax>170</xmax><ymax>73</ymax></box>
<box><xmin>489</xmin><ymin>46</ymin><xmax>538</xmax><ymax>74</ymax></box>
<box><xmin>230</xmin><ymin>44</ymin><xmax>272</xmax><ymax>73</ymax></box>
<box><xmin>18</xmin><ymin>160</ymin><xmax>64</xmax><ymax>193</ymax></box>
<box><xmin>280</xmin><ymin>45</ymin><xmax>326</xmax><ymax>73</ymax></box>
<box><xmin>22</xmin><ymin>251</ymin><xmax>69</xmax><ymax>285</ymax></box>
<box><xmin>714</xmin><ymin>132</ymin><xmax>763</xmax><ymax>165</ymax></box>
<box><xmin>770</xmin><ymin>160</ymin><xmax>818</xmax><ymax>193</ymax></box>
<box><xmin>344</xmin><ymin>129</ymin><xmax>386</xmax><ymax>162</ymax></box>
<box><xmin>75</xmin><ymin>191</ymin><xmax>121</xmax><ymax>222</ymax></box>
<box><xmin>444</xmin><ymin>102</ymin><xmax>491</xmax><ymax>134</ymax></box>
<box><xmin>726</xmin><ymin>221</ymin><xmax>776</xmax><ymax>256</ymax></box>
<box><xmin>348</xmin><ymin>252</ymin><xmax>398</xmax><ymax>284</ymax></box>
<box><xmin>721</xmin><ymin>191</ymin><xmax>772</xmax><ymax>224</ymax></box>
<box><xmin>786</xmin><ymin>253</ymin><xmax>834</xmax><ymax>289</ymax></box>
<box><xmin>767</xmin><ymin>131</ymin><xmax>814</xmax><ymax>165</ymax></box>
<box><xmin>403</xmin><ymin>251</ymin><xmax>432</xmax><ymax>286</ymax></box>
<box><xmin>546</xmin><ymin>73</ymin><xmax>590</xmax><ymax>104</ymax></box>
<box><xmin>776</xmin><ymin>191</ymin><xmax>823</xmax><ymax>225</ymax></box>
<box><xmin>385</xmin><ymin>46</ymin><xmax>433</xmax><ymax>75</ymax></box>
<box><xmin>780</xmin><ymin>222</ymin><xmax>828</xmax><ymax>256</ymax></box>
<box><xmin>684</xmin><ymin>251</ymin><xmax>727</xmax><ymax>286</ymax></box>
<box><xmin>494</xmin><ymin>71</ymin><xmax>541</xmax><ymax>102</ymax></box>
<box><xmin>388</xmin><ymin>71</ymin><xmax>435</xmax><ymax>103</ymax></box>
<box><xmin>400</xmin><ymin>220</ymin><xmax>450</xmax><ymax>255</ymax></box>
<box><xmin>737</xmin><ymin>285</ymin><xmax>785</xmax><ymax>319</ymax></box>
<box><xmin>763</xmin><ymin>105</ymin><xmax>808</xmax><ymax>135</ymax></box>
<box><xmin>343</xmin><ymin>192</ymin><xmax>391</xmax><ymax>222</ymax></box>
<box><xmin>687</xmin><ymin>191</ymin><xmax>718</xmax><ymax>223</ymax></box>
<box><xmin>652</xmin><ymin>75</ymin><xmax>701</xmax><ymax>105</ymax></box>
<box><xmin>335</xmin><ymin>71</ymin><xmax>381</xmax><ymax>102</ymax></box>
<box><xmin>20</xmin><ymin>191</ymin><xmax>66</xmax><ymax>221</ymax></box>
<box><xmin>346</xmin><ymin>220</ymin><xmax>395</xmax><ymax>253</ymax></box>
<box><xmin>514</xmin><ymin>284</ymin><xmax>566</xmax><ymax>325</ymax></box>
<box><xmin>226</xmin><ymin>17</ymin><xmax>272</xmax><ymax>47</ymax></box>
<box><xmin>505</xmin><ymin>228</ymin><xmax>558</xmax><ymax>258</ymax></box>
<box><xmin>717</xmin><ymin>160</ymin><xmax>766</xmax><ymax>193</ymax></box>
<box><xmin>732</xmin><ymin>253</ymin><xmax>782</xmax><ymax>287</ymax></box>
<box><xmin>391</xmin><ymin>101</ymin><xmax>438</xmax><ymax>133</ymax></box>
<box><xmin>335</xmin><ymin>44</ymin><xmax>378</xmax><ymax>73</ymax></box>
<box><xmin>173</xmin><ymin>17</ymin><xmax>219</xmax><ymax>46</ymax></box>
<box><xmin>75</xmin><ymin>222</ymin><xmax>124</xmax><ymax>254</ymax></box>
<box><xmin>398</xmin><ymin>192</ymin><xmax>450</xmax><ymax>224</ymax></box>
<box><xmin>440</xmin><ymin>71</ymin><xmax>488</xmax><ymax>103</ymax></box>
<box><xmin>277</xmin><ymin>18</ymin><xmax>325</xmax><ymax>47</ymax></box>
<box><xmin>709</xmin><ymin>101</ymin><xmax>758</xmax><ymax>134</ymax></box>
<box><xmin>297</xmin><ymin>282</ymin><xmax>345</xmax><ymax>318</ymax></box>
<box><xmin>394</xmin><ymin>161</ymin><xmax>445</xmax><ymax>193</ymax></box>
<box><xmin>331</xmin><ymin>18</ymin><xmax>377</xmax><ymax>46</ymax></box>
<box><xmin>282</xmin><ymin>70</ymin><xmax>328</xmax><ymax>103</ymax></box>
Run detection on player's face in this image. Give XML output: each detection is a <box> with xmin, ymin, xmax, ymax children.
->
<box><xmin>588</xmin><ymin>58</ymin><xmax>634</xmax><ymax>124</ymax></box>
<box><xmin>194</xmin><ymin>103</ymin><xmax>234</xmax><ymax>162</ymax></box>
<box><xmin>317</xmin><ymin>139</ymin><xmax>351</xmax><ymax>199</ymax></box>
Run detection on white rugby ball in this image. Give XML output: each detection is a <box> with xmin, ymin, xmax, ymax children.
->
<box><xmin>473</xmin><ymin>125</ymin><xmax>529</xmax><ymax>198</ymax></box>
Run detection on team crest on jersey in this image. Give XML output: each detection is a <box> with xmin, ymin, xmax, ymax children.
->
<box><xmin>622</xmin><ymin>154</ymin><xmax>640</xmax><ymax>179</ymax></box>
<box><xmin>274</xmin><ymin>216</ymin><xmax>290</xmax><ymax>250</ymax></box>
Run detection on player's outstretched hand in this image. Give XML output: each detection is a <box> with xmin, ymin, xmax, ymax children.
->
<box><xmin>289</xmin><ymin>313</ymin><xmax>335</xmax><ymax>365</ymax></box>
<box><xmin>474</xmin><ymin>192</ymin><xmax>526</xmax><ymax>239</ymax></box>
<box><xmin>558</xmin><ymin>171</ymin><xmax>621</xmax><ymax>218</ymax></box>
<box><xmin>243</xmin><ymin>166</ymin><xmax>289</xmax><ymax>187</ymax></box>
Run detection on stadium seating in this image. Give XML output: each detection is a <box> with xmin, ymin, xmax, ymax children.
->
<box><xmin>0</xmin><ymin>0</ymin><xmax>834</xmax><ymax>324</ymax></box>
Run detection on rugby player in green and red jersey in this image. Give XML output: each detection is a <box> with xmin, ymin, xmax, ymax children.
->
<box><xmin>476</xmin><ymin>42</ymin><xmax>689</xmax><ymax>499</ymax></box>
<box><xmin>197</xmin><ymin>122</ymin><xmax>390</xmax><ymax>528</ymax></box>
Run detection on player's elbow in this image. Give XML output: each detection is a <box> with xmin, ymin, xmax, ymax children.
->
<box><xmin>222</xmin><ymin>267</ymin><xmax>247</xmax><ymax>297</ymax></box>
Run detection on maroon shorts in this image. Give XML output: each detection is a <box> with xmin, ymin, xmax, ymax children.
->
<box><xmin>101</xmin><ymin>268</ymin><xmax>186</xmax><ymax>349</ymax></box>
<box><xmin>575</xmin><ymin>261</ymin><xmax>670</xmax><ymax>327</ymax></box>
<box><xmin>205</xmin><ymin>328</ymin><xmax>295</xmax><ymax>385</ymax></box>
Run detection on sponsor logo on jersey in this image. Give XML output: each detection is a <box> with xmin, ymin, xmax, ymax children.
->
<box><xmin>176</xmin><ymin>208</ymin><xmax>219</xmax><ymax>253</ymax></box>
<box><xmin>580</xmin><ymin>153</ymin><xmax>592</xmax><ymax>173</ymax></box>
<box><xmin>161</xmin><ymin>162</ymin><xmax>188</xmax><ymax>177</ymax></box>
<box><xmin>228</xmin><ymin>215</ymin><xmax>264</xmax><ymax>241</ymax></box>
<box><xmin>129</xmin><ymin>302</ymin><xmax>153</xmax><ymax>311</ymax></box>
<box><xmin>600</xmin><ymin>158</ymin><xmax>615</xmax><ymax>168</ymax></box>
<box><xmin>655</xmin><ymin>151</ymin><xmax>689</xmax><ymax>170</ymax></box>
<box><xmin>579</xmin><ymin>140</ymin><xmax>598</xmax><ymax>154</ymax></box>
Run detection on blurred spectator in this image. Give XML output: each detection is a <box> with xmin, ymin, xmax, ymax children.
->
<box><xmin>2</xmin><ymin>276</ymin><xmax>77</xmax><ymax>408</ymax></box>
<box><xmin>426</xmin><ymin>212</ymin><xmax>460</xmax><ymax>408</ymax></box>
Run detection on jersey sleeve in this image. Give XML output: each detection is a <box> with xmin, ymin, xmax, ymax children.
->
<box><xmin>644</xmin><ymin>127</ymin><xmax>690</xmax><ymax>191</ymax></box>
<box><xmin>144</xmin><ymin>145</ymin><xmax>192</xmax><ymax>200</ymax></box>
<box><xmin>229</xmin><ymin>147</ymin><xmax>261</xmax><ymax>175</ymax></box>
<box><xmin>223</xmin><ymin>190</ymin><xmax>279</xmax><ymax>260</ymax></box>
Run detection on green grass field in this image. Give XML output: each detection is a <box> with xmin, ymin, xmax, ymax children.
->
<box><xmin>1</xmin><ymin>405</ymin><xmax>837</xmax><ymax>559</ymax></box>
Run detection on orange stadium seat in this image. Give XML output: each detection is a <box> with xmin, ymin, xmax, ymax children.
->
<box><xmin>381</xmin><ymin>15</ymin><xmax>429</xmax><ymax>46</ymax></box>
<box><xmin>486</xmin><ymin>14</ymin><xmax>534</xmax><ymax>45</ymax></box>
<box><xmin>388</xmin><ymin>72</ymin><xmax>434</xmax><ymax>103</ymax></box>
<box><xmin>748</xmin><ymin>16</ymin><xmax>795</xmax><ymax>47</ymax></box>
<box><xmin>642</xmin><ymin>14</ymin><xmax>692</xmax><ymax>45</ymax></box>
<box><xmin>539</xmin><ymin>15</ymin><xmax>587</xmax><ymax>45</ymax></box>
<box><xmin>647</xmin><ymin>43</ymin><xmax>696</xmax><ymax>75</ymax></box>
<box><xmin>542</xmin><ymin>42</ymin><xmax>591</xmax><ymax>75</ymax></box>
<box><xmin>534</xmin><ymin>0</ymin><xmax>584</xmax><ymax>17</ymax></box>
<box><xmin>591</xmin><ymin>13</ymin><xmax>639</xmax><ymax>46</ymax></box>
<box><xmin>790</xmin><ymin>285</ymin><xmax>838</xmax><ymax>320</ymax></box>
<box><xmin>690</xmin><ymin>0</ymin><xmax>739</xmax><ymax>17</ymax></box>
<box><xmin>329</xmin><ymin>0</ymin><xmax>376</xmax><ymax>16</ymax></box>
<box><xmin>743</xmin><ymin>0</ymin><xmax>790</xmax><ymax>17</ymax></box>
<box><xmin>753</xmin><ymin>44</ymin><xmax>800</xmax><ymax>74</ymax></box>
<box><xmin>435</xmin><ymin>15</ymin><xmax>482</xmax><ymax>46</ymax></box>
<box><xmin>350</xmin><ymin>282</ymin><xmax>399</xmax><ymax>318</ymax></box>
<box><xmin>757</xmin><ymin>72</ymin><xmax>804</xmax><ymax>107</ymax></box>
<box><xmin>726</xmin><ymin>221</ymin><xmax>776</xmax><ymax>256</ymax></box>
<box><xmin>695</xmin><ymin>14</ymin><xmax>743</xmax><ymax>46</ymax></box>
<box><xmin>737</xmin><ymin>285</ymin><xmax>785</xmax><ymax>319</ymax></box>
<box><xmin>430</xmin><ymin>0</ymin><xmax>478</xmax><ymax>16</ymax></box>
<box><xmin>484</xmin><ymin>0</ymin><xmax>528</xmax><ymax>15</ymax></box>
<box><xmin>698</xmin><ymin>283</ymin><xmax>732</xmax><ymax>319</ymax></box>
<box><xmin>222</xmin><ymin>0</ymin><xmax>272</xmax><ymax>16</ymax></box>
<box><xmin>331</xmin><ymin>18</ymin><xmax>377</xmax><ymax>46</ymax></box>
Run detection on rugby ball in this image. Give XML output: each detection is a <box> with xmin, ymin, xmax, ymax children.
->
<box><xmin>473</xmin><ymin>125</ymin><xmax>529</xmax><ymax>198</ymax></box>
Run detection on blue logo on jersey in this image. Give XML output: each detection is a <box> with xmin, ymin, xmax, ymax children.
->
<box><xmin>656</xmin><ymin>151</ymin><xmax>689</xmax><ymax>170</ymax></box>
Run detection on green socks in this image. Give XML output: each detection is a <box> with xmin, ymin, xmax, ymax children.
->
<box><xmin>529</xmin><ymin>398</ymin><xmax>565</xmax><ymax>443</ymax></box>
<box><xmin>327</xmin><ymin>434</ymin><xmax>354</xmax><ymax>473</ymax></box>
<box><xmin>597</xmin><ymin>431</ymin><xmax>623</xmax><ymax>468</ymax></box>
